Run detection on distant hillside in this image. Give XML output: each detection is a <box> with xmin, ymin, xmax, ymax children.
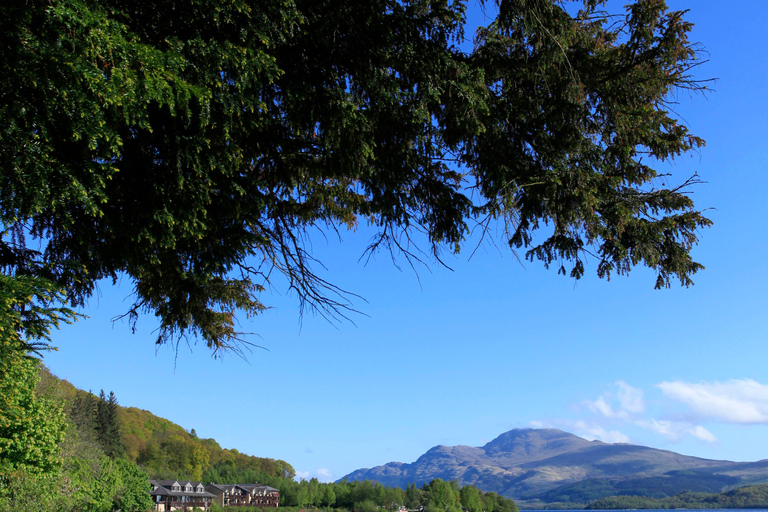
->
<box><xmin>44</xmin><ymin>367</ymin><xmax>295</xmax><ymax>482</ymax></box>
<box><xmin>585</xmin><ymin>483</ymin><xmax>768</xmax><ymax>509</ymax></box>
<box><xmin>340</xmin><ymin>428</ymin><xmax>768</xmax><ymax>504</ymax></box>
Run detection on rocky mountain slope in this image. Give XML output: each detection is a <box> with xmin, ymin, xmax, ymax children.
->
<box><xmin>340</xmin><ymin>428</ymin><xmax>768</xmax><ymax>504</ymax></box>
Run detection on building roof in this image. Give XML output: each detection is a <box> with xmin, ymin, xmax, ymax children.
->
<box><xmin>149</xmin><ymin>479</ymin><xmax>216</xmax><ymax>498</ymax></box>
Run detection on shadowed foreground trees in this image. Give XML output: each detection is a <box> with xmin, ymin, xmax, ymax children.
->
<box><xmin>1</xmin><ymin>0</ymin><xmax>711</xmax><ymax>354</ymax></box>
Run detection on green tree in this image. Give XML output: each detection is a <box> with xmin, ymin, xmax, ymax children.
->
<box><xmin>69</xmin><ymin>390</ymin><xmax>98</xmax><ymax>445</ymax></box>
<box><xmin>112</xmin><ymin>458</ymin><xmax>154</xmax><ymax>512</ymax></box>
<box><xmin>96</xmin><ymin>390</ymin><xmax>125</xmax><ymax>459</ymax></box>
<box><xmin>1</xmin><ymin>0</ymin><xmax>711</xmax><ymax>353</ymax></box>
<box><xmin>322</xmin><ymin>484</ymin><xmax>337</xmax><ymax>507</ymax></box>
<box><xmin>460</xmin><ymin>485</ymin><xmax>484</xmax><ymax>512</ymax></box>
<box><xmin>355</xmin><ymin>499</ymin><xmax>379</xmax><ymax>512</ymax></box>
<box><xmin>0</xmin><ymin>469</ymin><xmax>72</xmax><ymax>512</ymax></box>
<box><xmin>406</xmin><ymin>483</ymin><xmax>426</xmax><ymax>510</ymax></box>
<box><xmin>0</xmin><ymin>276</ymin><xmax>73</xmax><ymax>475</ymax></box>
<box><xmin>425</xmin><ymin>479</ymin><xmax>461</xmax><ymax>511</ymax></box>
<box><xmin>0</xmin><ymin>356</ymin><xmax>67</xmax><ymax>475</ymax></box>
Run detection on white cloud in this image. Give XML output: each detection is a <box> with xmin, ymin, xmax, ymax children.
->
<box><xmin>573</xmin><ymin>421</ymin><xmax>631</xmax><ymax>444</ymax></box>
<box><xmin>617</xmin><ymin>381</ymin><xmax>645</xmax><ymax>414</ymax></box>
<box><xmin>658</xmin><ymin>379</ymin><xmax>768</xmax><ymax>424</ymax></box>
<box><xmin>316</xmin><ymin>468</ymin><xmax>333</xmax><ymax>482</ymax></box>
<box><xmin>688</xmin><ymin>425</ymin><xmax>718</xmax><ymax>443</ymax></box>
<box><xmin>533</xmin><ymin>380</ymin><xmax>726</xmax><ymax>449</ymax></box>
<box><xmin>586</xmin><ymin>395</ymin><xmax>622</xmax><ymax>419</ymax></box>
<box><xmin>537</xmin><ymin>419</ymin><xmax>631</xmax><ymax>444</ymax></box>
<box><xmin>636</xmin><ymin>419</ymin><xmax>679</xmax><ymax>441</ymax></box>
<box><xmin>635</xmin><ymin>419</ymin><xmax>718</xmax><ymax>444</ymax></box>
<box><xmin>584</xmin><ymin>381</ymin><xmax>644</xmax><ymax>421</ymax></box>
<box><xmin>296</xmin><ymin>468</ymin><xmax>334</xmax><ymax>483</ymax></box>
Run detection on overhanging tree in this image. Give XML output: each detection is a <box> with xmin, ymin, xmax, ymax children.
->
<box><xmin>0</xmin><ymin>0</ymin><xmax>711</xmax><ymax>353</ymax></box>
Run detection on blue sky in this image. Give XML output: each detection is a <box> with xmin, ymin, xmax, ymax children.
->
<box><xmin>43</xmin><ymin>0</ymin><xmax>768</xmax><ymax>484</ymax></box>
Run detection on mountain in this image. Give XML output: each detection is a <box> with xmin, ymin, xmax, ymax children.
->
<box><xmin>340</xmin><ymin>428</ymin><xmax>768</xmax><ymax>504</ymax></box>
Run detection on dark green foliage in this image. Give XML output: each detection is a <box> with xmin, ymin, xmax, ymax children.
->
<box><xmin>1</xmin><ymin>0</ymin><xmax>711</xmax><ymax>353</ymax></box>
<box><xmin>69</xmin><ymin>391</ymin><xmax>97</xmax><ymax>443</ymax></box>
<box><xmin>585</xmin><ymin>483</ymin><xmax>768</xmax><ymax>509</ymax></box>
<box><xmin>536</xmin><ymin>471</ymin><xmax>742</xmax><ymax>504</ymax></box>
<box><xmin>96</xmin><ymin>389</ymin><xmax>125</xmax><ymax>458</ymax></box>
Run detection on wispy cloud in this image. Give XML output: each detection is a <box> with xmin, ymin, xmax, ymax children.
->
<box><xmin>574</xmin><ymin>421</ymin><xmax>631</xmax><ymax>444</ymax></box>
<box><xmin>528</xmin><ymin>419</ymin><xmax>630</xmax><ymax>444</ymax></box>
<box><xmin>538</xmin><ymin>381</ymin><xmax>723</xmax><ymax>446</ymax></box>
<box><xmin>618</xmin><ymin>380</ymin><xmax>645</xmax><ymax>414</ymax></box>
<box><xmin>658</xmin><ymin>379</ymin><xmax>768</xmax><ymax>424</ymax></box>
<box><xmin>635</xmin><ymin>419</ymin><xmax>718</xmax><ymax>444</ymax></box>
<box><xmin>689</xmin><ymin>425</ymin><xmax>718</xmax><ymax>443</ymax></box>
<box><xmin>532</xmin><ymin>379</ymin><xmax>754</xmax><ymax>448</ymax></box>
<box><xmin>585</xmin><ymin>381</ymin><xmax>644</xmax><ymax>421</ymax></box>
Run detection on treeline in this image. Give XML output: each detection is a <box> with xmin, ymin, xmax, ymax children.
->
<box><xmin>202</xmin><ymin>469</ymin><xmax>517</xmax><ymax>512</ymax></box>
<box><xmin>585</xmin><ymin>483</ymin><xmax>768</xmax><ymax>509</ymax></box>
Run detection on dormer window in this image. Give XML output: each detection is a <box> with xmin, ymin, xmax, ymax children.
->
<box><xmin>185</xmin><ymin>485</ymin><xmax>193</xmax><ymax>492</ymax></box>
<box><xmin>173</xmin><ymin>485</ymin><xmax>180</xmax><ymax>492</ymax></box>
<box><xmin>197</xmin><ymin>485</ymin><xmax>204</xmax><ymax>493</ymax></box>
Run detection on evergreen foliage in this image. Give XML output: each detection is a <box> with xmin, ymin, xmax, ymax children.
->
<box><xmin>96</xmin><ymin>389</ymin><xmax>125</xmax><ymax>459</ymax></box>
<box><xmin>585</xmin><ymin>483</ymin><xmax>768</xmax><ymax>509</ymax></box>
<box><xmin>535</xmin><ymin>470</ymin><xmax>741</xmax><ymax>504</ymax></box>
<box><xmin>1</xmin><ymin>0</ymin><xmax>712</xmax><ymax>353</ymax></box>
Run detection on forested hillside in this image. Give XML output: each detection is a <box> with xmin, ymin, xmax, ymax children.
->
<box><xmin>48</xmin><ymin>368</ymin><xmax>295</xmax><ymax>482</ymax></box>
<box><xmin>585</xmin><ymin>483</ymin><xmax>768</xmax><ymax>509</ymax></box>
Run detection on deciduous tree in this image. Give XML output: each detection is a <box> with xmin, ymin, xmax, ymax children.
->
<box><xmin>0</xmin><ymin>276</ymin><xmax>73</xmax><ymax>474</ymax></box>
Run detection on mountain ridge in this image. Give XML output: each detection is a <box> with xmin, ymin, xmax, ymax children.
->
<box><xmin>340</xmin><ymin>428</ymin><xmax>768</xmax><ymax>504</ymax></box>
